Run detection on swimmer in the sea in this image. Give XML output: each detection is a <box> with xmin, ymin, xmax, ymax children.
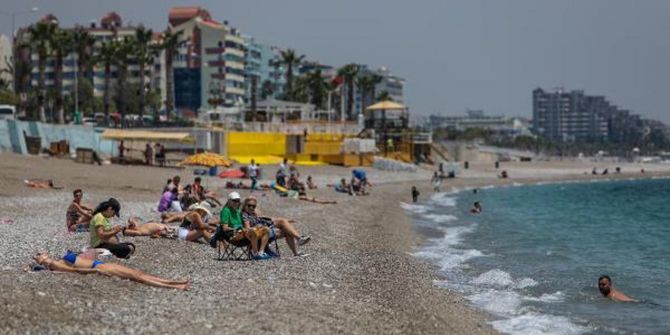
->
<box><xmin>470</xmin><ymin>201</ymin><xmax>482</xmax><ymax>214</ymax></box>
<box><xmin>598</xmin><ymin>275</ymin><xmax>636</xmax><ymax>302</ymax></box>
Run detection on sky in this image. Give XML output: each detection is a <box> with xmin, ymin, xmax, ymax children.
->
<box><xmin>2</xmin><ymin>0</ymin><xmax>670</xmax><ymax>122</ymax></box>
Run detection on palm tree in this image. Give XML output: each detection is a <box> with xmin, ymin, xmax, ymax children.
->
<box><xmin>260</xmin><ymin>79</ymin><xmax>274</xmax><ymax>100</ymax></box>
<box><xmin>51</xmin><ymin>28</ymin><xmax>74</xmax><ymax>124</ymax></box>
<box><xmin>159</xmin><ymin>29</ymin><xmax>182</xmax><ymax>121</ymax></box>
<box><xmin>72</xmin><ymin>26</ymin><xmax>96</xmax><ymax>84</ymax></box>
<box><xmin>377</xmin><ymin>90</ymin><xmax>392</xmax><ymax>102</ymax></box>
<box><xmin>337</xmin><ymin>63</ymin><xmax>359</xmax><ymax>121</ymax></box>
<box><xmin>134</xmin><ymin>26</ymin><xmax>154</xmax><ymax>121</ymax></box>
<box><xmin>357</xmin><ymin>74</ymin><xmax>383</xmax><ymax>110</ymax></box>
<box><xmin>27</xmin><ymin>20</ymin><xmax>57</xmax><ymax>122</ymax></box>
<box><xmin>112</xmin><ymin>36</ymin><xmax>135</xmax><ymax>120</ymax></box>
<box><xmin>305</xmin><ymin>69</ymin><xmax>328</xmax><ymax>109</ymax></box>
<box><xmin>279</xmin><ymin>49</ymin><xmax>304</xmax><ymax>101</ymax></box>
<box><xmin>94</xmin><ymin>41</ymin><xmax>117</xmax><ymax>125</ymax></box>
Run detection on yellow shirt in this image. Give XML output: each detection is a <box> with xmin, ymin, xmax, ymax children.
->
<box><xmin>89</xmin><ymin>213</ymin><xmax>111</xmax><ymax>247</ymax></box>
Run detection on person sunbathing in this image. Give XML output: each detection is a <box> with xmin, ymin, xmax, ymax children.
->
<box><xmin>30</xmin><ymin>251</ymin><xmax>189</xmax><ymax>290</ymax></box>
<box><xmin>123</xmin><ymin>217</ymin><xmax>177</xmax><ymax>239</ymax></box>
<box><xmin>66</xmin><ymin>189</ymin><xmax>92</xmax><ymax>232</ymax></box>
<box><xmin>178</xmin><ymin>202</ymin><xmax>214</xmax><ymax>243</ymax></box>
<box><xmin>328</xmin><ymin>178</ymin><xmax>351</xmax><ymax>194</ymax></box>
<box><xmin>241</xmin><ymin>196</ymin><xmax>311</xmax><ymax>256</ymax></box>
<box><xmin>306</xmin><ymin>176</ymin><xmax>317</xmax><ymax>190</ymax></box>
<box><xmin>25</xmin><ymin>179</ymin><xmax>63</xmax><ymax>189</ymax></box>
<box><xmin>298</xmin><ymin>190</ymin><xmax>337</xmax><ymax>204</ymax></box>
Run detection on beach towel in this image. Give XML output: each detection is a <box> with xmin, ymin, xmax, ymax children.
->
<box><xmin>219</xmin><ymin>169</ymin><xmax>245</xmax><ymax>179</ymax></box>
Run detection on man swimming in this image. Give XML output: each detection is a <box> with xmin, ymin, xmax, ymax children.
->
<box><xmin>598</xmin><ymin>275</ymin><xmax>636</xmax><ymax>302</ymax></box>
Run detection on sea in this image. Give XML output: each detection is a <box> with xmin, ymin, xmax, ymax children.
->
<box><xmin>403</xmin><ymin>177</ymin><xmax>670</xmax><ymax>335</ymax></box>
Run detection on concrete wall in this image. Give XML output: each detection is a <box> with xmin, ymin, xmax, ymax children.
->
<box><xmin>0</xmin><ymin>120</ymin><xmax>115</xmax><ymax>155</ymax></box>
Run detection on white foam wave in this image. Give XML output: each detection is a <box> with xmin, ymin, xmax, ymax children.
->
<box><xmin>399</xmin><ymin>202</ymin><xmax>428</xmax><ymax>214</ymax></box>
<box><xmin>481</xmin><ymin>185</ymin><xmax>495</xmax><ymax>190</ymax></box>
<box><xmin>470</xmin><ymin>269</ymin><xmax>538</xmax><ymax>289</ymax></box>
<box><xmin>468</xmin><ymin>290</ymin><xmax>523</xmax><ymax>315</ymax></box>
<box><xmin>429</xmin><ymin>193</ymin><xmax>457</xmax><ymax>207</ymax></box>
<box><xmin>412</xmin><ymin>225</ymin><xmax>484</xmax><ymax>270</ymax></box>
<box><xmin>421</xmin><ymin>213</ymin><xmax>458</xmax><ymax>223</ymax></box>
<box><xmin>490</xmin><ymin>312</ymin><xmax>588</xmax><ymax>335</ymax></box>
<box><xmin>524</xmin><ymin>291</ymin><xmax>565</xmax><ymax>303</ymax></box>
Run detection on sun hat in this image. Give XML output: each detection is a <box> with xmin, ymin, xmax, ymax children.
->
<box><xmin>192</xmin><ymin>201</ymin><xmax>212</xmax><ymax>217</ymax></box>
<box><xmin>228</xmin><ymin>191</ymin><xmax>241</xmax><ymax>201</ymax></box>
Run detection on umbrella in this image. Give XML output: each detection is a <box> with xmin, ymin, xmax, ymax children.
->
<box><xmin>179</xmin><ymin>152</ymin><xmax>233</xmax><ymax>168</ymax></box>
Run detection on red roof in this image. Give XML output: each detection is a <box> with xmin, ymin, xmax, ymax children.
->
<box><xmin>100</xmin><ymin>12</ymin><xmax>122</xmax><ymax>27</ymax></box>
<box><xmin>41</xmin><ymin>14</ymin><xmax>59</xmax><ymax>24</ymax></box>
<box><xmin>169</xmin><ymin>7</ymin><xmax>212</xmax><ymax>27</ymax></box>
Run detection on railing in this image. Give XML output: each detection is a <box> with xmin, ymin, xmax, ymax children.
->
<box><xmin>197</xmin><ymin>121</ymin><xmax>364</xmax><ymax>135</ymax></box>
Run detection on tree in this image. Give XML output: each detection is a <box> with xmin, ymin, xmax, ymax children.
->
<box><xmin>305</xmin><ymin>69</ymin><xmax>328</xmax><ymax>109</ymax></box>
<box><xmin>51</xmin><ymin>28</ymin><xmax>74</xmax><ymax>124</ymax></box>
<box><xmin>27</xmin><ymin>20</ymin><xmax>57</xmax><ymax>122</ymax></box>
<box><xmin>357</xmin><ymin>74</ymin><xmax>382</xmax><ymax>109</ymax></box>
<box><xmin>337</xmin><ymin>63</ymin><xmax>359</xmax><ymax>120</ymax></box>
<box><xmin>94</xmin><ymin>41</ymin><xmax>117</xmax><ymax>124</ymax></box>
<box><xmin>134</xmin><ymin>26</ymin><xmax>155</xmax><ymax>121</ymax></box>
<box><xmin>72</xmin><ymin>26</ymin><xmax>96</xmax><ymax>83</ymax></box>
<box><xmin>260</xmin><ymin>79</ymin><xmax>274</xmax><ymax>100</ymax></box>
<box><xmin>279</xmin><ymin>49</ymin><xmax>304</xmax><ymax>101</ymax></box>
<box><xmin>112</xmin><ymin>36</ymin><xmax>135</xmax><ymax>119</ymax></box>
<box><xmin>377</xmin><ymin>90</ymin><xmax>392</xmax><ymax>102</ymax></box>
<box><xmin>0</xmin><ymin>89</ymin><xmax>19</xmax><ymax>105</ymax></box>
<box><xmin>159</xmin><ymin>29</ymin><xmax>182</xmax><ymax>121</ymax></box>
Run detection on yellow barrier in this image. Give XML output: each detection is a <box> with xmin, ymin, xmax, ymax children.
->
<box><xmin>226</xmin><ymin>132</ymin><xmax>286</xmax><ymax>157</ymax></box>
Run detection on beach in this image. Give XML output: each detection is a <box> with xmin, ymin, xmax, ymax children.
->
<box><xmin>1</xmin><ymin>153</ymin><xmax>669</xmax><ymax>334</ymax></box>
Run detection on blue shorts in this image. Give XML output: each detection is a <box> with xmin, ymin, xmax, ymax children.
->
<box><xmin>268</xmin><ymin>226</ymin><xmax>277</xmax><ymax>241</ymax></box>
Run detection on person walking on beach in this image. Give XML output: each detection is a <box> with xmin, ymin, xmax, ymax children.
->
<box><xmin>431</xmin><ymin>171</ymin><xmax>441</xmax><ymax>192</ymax></box>
<box><xmin>598</xmin><ymin>275</ymin><xmax>636</xmax><ymax>302</ymax></box>
<box><xmin>144</xmin><ymin>143</ymin><xmax>154</xmax><ymax>166</ymax></box>
<box><xmin>248</xmin><ymin>159</ymin><xmax>259</xmax><ymax>191</ymax></box>
<box><xmin>412</xmin><ymin>186</ymin><xmax>420</xmax><ymax>203</ymax></box>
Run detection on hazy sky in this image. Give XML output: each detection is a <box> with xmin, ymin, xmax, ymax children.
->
<box><xmin>2</xmin><ymin>0</ymin><xmax>670</xmax><ymax>122</ymax></box>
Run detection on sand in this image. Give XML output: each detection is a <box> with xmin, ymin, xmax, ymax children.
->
<box><xmin>2</xmin><ymin>152</ymin><xmax>670</xmax><ymax>334</ymax></box>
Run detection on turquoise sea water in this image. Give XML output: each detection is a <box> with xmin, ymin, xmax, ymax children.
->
<box><xmin>404</xmin><ymin>178</ymin><xmax>670</xmax><ymax>335</ymax></box>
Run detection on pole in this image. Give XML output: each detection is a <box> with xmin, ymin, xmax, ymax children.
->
<box><xmin>74</xmin><ymin>55</ymin><xmax>78</xmax><ymax>120</ymax></box>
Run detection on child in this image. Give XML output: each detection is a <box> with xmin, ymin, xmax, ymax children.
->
<box><xmin>411</xmin><ymin>186</ymin><xmax>420</xmax><ymax>203</ymax></box>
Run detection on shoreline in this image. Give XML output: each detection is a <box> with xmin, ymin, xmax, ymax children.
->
<box><xmin>3</xmin><ymin>152</ymin><xmax>670</xmax><ymax>334</ymax></box>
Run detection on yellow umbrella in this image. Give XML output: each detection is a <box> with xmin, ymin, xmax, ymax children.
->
<box><xmin>179</xmin><ymin>152</ymin><xmax>233</xmax><ymax>168</ymax></box>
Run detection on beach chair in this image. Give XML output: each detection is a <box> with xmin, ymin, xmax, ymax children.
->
<box><xmin>217</xmin><ymin>236</ymin><xmax>252</xmax><ymax>261</ymax></box>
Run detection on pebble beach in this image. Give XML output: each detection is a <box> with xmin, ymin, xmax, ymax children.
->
<box><xmin>3</xmin><ymin>153</ymin><xmax>670</xmax><ymax>334</ymax></box>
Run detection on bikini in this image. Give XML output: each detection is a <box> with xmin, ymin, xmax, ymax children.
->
<box><xmin>63</xmin><ymin>251</ymin><xmax>103</xmax><ymax>268</ymax></box>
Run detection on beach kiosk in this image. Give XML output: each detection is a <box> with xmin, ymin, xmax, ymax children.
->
<box><xmin>101</xmin><ymin>129</ymin><xmax>196</xmax><ymax>166</ymax></box>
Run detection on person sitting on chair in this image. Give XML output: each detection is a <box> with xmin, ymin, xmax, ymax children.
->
<box><xmin>212</xmin><ymin>192</ymin><xmax>271</xmax><ymax>260</ymax></box>
<box><xmin>241</xmin><ymin>196</ymin><xmax>311</xmax><ymax>257</ymax></box>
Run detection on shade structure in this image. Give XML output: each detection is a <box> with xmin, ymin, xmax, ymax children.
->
<box><xmin>179</xmin><ymin>152</ymin><xmax>233</xmax><ymax>167</ymax></box>
<box><xmin>365</xmin><ymin>100</ymin><xmax>407</xmax><ymax>111</ymax></box>
<box><xmin>102</xmin><ymin>129</ymin><xmax>195</xmax><ymax>144</ymax></box>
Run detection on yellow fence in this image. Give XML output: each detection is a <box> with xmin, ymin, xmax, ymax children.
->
<box><xmin>226</xmin><ymin>132</ymin><xmax>286</xmax><ymax>157</ymax></box>
<box><xmin>225</xmin><ymin>131</ymin><xmax>372</xmax><ymax>166</ymax></box>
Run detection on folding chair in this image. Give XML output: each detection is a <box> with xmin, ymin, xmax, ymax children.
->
<box><xmin>217</xmin><ymin>237</ymin><xmax>251</xmax><ymax>261</ymax></box>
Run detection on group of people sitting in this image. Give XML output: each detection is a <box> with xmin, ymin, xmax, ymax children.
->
<box><xmin>158</xmin><ymin>175</ymin><xmax>221</xmax><ymax>216</ymax></box>
<box><xmin>329</xmin><ymin>169</ymin><xmax>372</xmax><ymax>196</ymax></box>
